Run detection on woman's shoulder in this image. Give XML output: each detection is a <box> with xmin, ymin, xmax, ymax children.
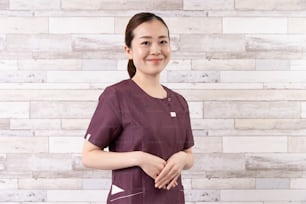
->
<box><xmin>107</xmin><ymin>79</ymin><xmax>130</xmax><ymax>89</ymax></box>
<box><xmin>100</xmin><ymin>79</ymin><xmax>132</xmax><ymax>98</ymax></box>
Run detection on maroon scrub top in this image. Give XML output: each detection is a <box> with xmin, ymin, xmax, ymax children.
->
<box><xmin>85</xmin><ymin>79</ymin><xmax>194</xmax><ymax>204</ymax></box>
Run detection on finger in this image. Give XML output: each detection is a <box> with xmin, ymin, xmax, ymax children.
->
<box><xmin>155</xmin><ymin>171</ymin><xmax>171</xmax><ymax>188</ymax></box>
<box><xmin>156</xmin><ymin>161</ymin><xmax>177</xmax><ymax>181</ymax></box>
<box><xmin>147</xmin><ymin>165</ymin><xmax>165</xmax><ymax>180</ymax></box>
<box><xmin>155</xmin><ymin>161</ymin><xmax>181</xmax><ymax>189</ymax></box>
<box><xmin>155</xmin><ymin>164</ymin><xmax>170</xmax><ymax>182</ymax></box>
<box><xmin>166</xmin><ymin>183</ymin><xmax>175</xmax><ymax>190</ymax></box>
<box><xmin>166</xmin><ymin>176</ymin><xmax>179</xmax><ymax>190</ymax></box>
<box><xmin>155</xmin><ymin>171</ymin><xmax>176</xmax><ymax>189</ymax></box>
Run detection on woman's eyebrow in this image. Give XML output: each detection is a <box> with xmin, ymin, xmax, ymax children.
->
<box><xmin>138</xmin><ymin>35</ymin><xmax>169</xmax><ymax>39</ymax></box>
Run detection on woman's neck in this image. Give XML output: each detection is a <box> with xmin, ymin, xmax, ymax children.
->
<box><xmin>132</xmin><ymin>73</ymin><xmax>167</xmax><ymax>99</ymax></box>
<box><xmin>132</xmin><ymin>73</ymin><xmax>161</xmax><ymax>89</ymax></box>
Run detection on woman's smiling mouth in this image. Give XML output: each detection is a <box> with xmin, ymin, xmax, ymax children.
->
<box><xmin>147</xmin><ymin>58</ymin><xmax>163</xmax><ymax>63</ymax></box>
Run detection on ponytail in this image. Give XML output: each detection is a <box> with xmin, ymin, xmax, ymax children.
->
<box><xmin>127</xmin><ymin>59</ymin><xmax>136</xmax><ymax>78</ymax></box>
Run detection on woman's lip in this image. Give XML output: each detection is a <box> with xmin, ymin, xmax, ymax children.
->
<box><xmin>147</xmin><ymin>59</ymin><xmax>163</xmax><ymax>61</ymax></box>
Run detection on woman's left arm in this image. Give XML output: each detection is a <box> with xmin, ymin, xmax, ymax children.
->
<box><xmin>181</xmin><ymin>147</ymin><xmax>194</xmax><ymax>170</ymax></box>
<box><xmin>154</xmin><ymin>147</ymin><xmax>194</xmax><ymax>190</ymax></box>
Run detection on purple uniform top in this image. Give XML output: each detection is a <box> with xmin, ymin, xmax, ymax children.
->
<box><xmin>84</xmin><ymin>79</ymin><xmax>194</xmax><ymax>204</ymax></box>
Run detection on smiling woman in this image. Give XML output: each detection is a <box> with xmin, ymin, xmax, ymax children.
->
<box><xmin>125</xmin><ymin>20</ymin><xmax>170</xmax><ymax>81</ymax></box>
<box><xmin>82</xmin><ymin>12</ymin><xmax>194</xmax><ymax>204</ymax></box>
<box><xmin>124</xmin><ymin>13</ymin><xmax>170</xmax><ymax>80</ymax></box>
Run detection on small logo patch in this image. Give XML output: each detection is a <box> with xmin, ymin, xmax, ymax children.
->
<box><xmin>170</xmin><ymin>112</ymin><xmax>176</xmax><ymax>117</ymax></box>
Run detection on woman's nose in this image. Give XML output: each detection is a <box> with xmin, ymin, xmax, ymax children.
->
<box><xmin>150</xmin><ymin>43</ymin><xmax>161</xmax><ymax>55</ymax></box>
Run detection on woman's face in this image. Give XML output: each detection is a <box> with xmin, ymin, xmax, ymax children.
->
<box><xmin>125</xmin><ymin>19</ymin><xmax>171</xmax><ymax>77</ymax></box>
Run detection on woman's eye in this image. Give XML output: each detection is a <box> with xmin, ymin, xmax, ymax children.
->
<box><xmin>141</xmin><ymin>41</ymin><xmax>150</xmax><ymax>46</ymax></box>
<box><xmin>160</xmin><ymin>40</ymin><xmax>168</xmax><ymax>45</ymax></box>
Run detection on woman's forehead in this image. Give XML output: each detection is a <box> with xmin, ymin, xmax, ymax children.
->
<box><xmin>133</xmin><ymin>20</ymin><xmax>169</xmax><ymax>38</ymax></box>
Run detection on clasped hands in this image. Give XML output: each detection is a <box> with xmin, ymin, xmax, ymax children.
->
<box><xmin>139</xmin><ymin>151</ymin><xmax>187</xmax><ymax>190</ymax></box>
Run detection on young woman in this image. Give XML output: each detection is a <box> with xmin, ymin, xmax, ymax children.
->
<box><xmin>82</xmin><ymin>12</ymin><xmax>194</xmax><ymax>204</ymax></box>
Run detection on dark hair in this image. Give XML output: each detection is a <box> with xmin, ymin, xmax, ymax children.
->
<box><xmin>125</xmin><ymin>12</ymin><xmax>169</xmax><ymax>78</ymax></box>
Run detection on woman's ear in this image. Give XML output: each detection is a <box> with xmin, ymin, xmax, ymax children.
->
<box><xmin>124</xmin><ymin>45</ymin><xmax>133</xmax><ymax>60</ymax></box>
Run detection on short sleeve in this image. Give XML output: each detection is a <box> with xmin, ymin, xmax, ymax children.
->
<box><xmin>84</xmin><ymin>87</ymin><xmax>122</xmax><ymax>149</ymax></box>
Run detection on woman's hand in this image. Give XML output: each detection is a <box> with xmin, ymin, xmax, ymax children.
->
<box><xmin>154</xmin><ymin>151</ymin><xmax>188</xmax><ymax>190</ymax></box>
<box><xmin>137</xmin><ymin>151</ymin><xmax>167</xmax><ymax>180</ymax></box>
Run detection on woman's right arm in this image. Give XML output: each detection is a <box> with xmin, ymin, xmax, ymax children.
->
<box><xmin>82</xmin><ymin>140</ymin><xmax>166</xmax><ymax>179</ymax></box>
